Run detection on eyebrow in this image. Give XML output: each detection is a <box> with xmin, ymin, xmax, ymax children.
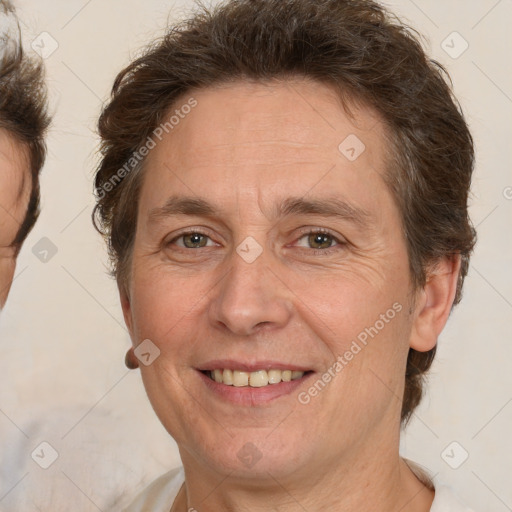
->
<box><xmin>148</xmin><ymin>195</ymin><xmax>371</xmax><ymax>227</ymax></box>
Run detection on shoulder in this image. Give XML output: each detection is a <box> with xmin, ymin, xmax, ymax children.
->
<box><xmin>431</xmin><ymin>484</ymin><xmax>476</xmax><ymax>512</ymax></box>
<box><xmin>123</xmin><ymin>466</ymin><xmax>185</xmax><ymax>512</ymax></box>
<box><xmin>405</xmin><ymin>459</ymin><xmax>476</xmax><ymax>512</ymax></box>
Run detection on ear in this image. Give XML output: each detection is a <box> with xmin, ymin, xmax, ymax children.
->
<box><xmin>119</xmin><ymin>280</ymin><xmax>134</xmax><ymax>339</ymax></box>
<box><xmin>409</xmin><ymin>254</ymin><xmax>461</xmax><ymax>352</ymax></box>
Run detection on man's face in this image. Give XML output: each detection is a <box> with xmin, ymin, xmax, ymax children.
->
<box><xmin>122</xmin><ymin>79</ymin><xmax>422</xmax><ymax>479</ymax></box>
<box><xmin>0</xmin><ymin>129</ymin><xmax>30</xmax><ymax>309</ymax></box>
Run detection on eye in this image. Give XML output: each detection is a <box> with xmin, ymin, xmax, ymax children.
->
<box><xmin>165</xmin><ymin>228</ymin><xmax>345</xmax><ymax>254</ymax></box>
<box><xmin>168</xmin><ymin>230</ymin><xmax>216</xmax><ymax>249</ymax></box>
<box><xmin>294</xmin><ymin>228</ymin><xmax>345</xmax><ymax>254</ymax></box>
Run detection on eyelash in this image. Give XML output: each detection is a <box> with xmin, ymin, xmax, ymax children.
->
<box><xmin>167</xmin><ymin>227</ymin><xmax>345</xmax><ymax>256</ymax></box>
<box><xmin>295</xmin><ymin>227</ymin><xmax>345</xmax><ymax>255</ymax></box>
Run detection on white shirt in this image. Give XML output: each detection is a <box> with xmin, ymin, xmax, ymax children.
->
<box><xmin>123</xmin><ymin>466</ymin><xmax>476</xmax><ymax>512</ymax></box>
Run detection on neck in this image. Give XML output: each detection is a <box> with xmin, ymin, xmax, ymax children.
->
<box><xmin>175</xmin><ymin>436</ymin><xmax>434</xmax><ymax>512</ymax></box>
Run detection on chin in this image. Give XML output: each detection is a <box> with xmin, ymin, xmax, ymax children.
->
<box><xmin>183</xmin><ymin>428</ymin><xmax>315</xmax><ymax>481</ymax></box>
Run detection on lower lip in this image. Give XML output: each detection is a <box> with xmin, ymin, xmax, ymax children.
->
<box><xmin>197</xmin><ymin>370</ymin><xmax>313</xmax><ymax>406</ymax></box>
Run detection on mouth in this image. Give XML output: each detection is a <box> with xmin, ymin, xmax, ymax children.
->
<box><xmin>197</xmin><ymin>362</ymin><xmax>314</xmax><ymax>405</ymax></box>
<box><xmin>202</xmin><ymin>368</ymin><xmax>310</xmax><ymax>387</ymax></box>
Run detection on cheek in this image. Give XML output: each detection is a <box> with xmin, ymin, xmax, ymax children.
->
<box><xmin>289</xmin><ymin>271</ymin><xmax>411</xmax><ymax>406</ymax></box>
<box><xmin>129</xmin><ymin>264</ymin><xmax>212</xmax><ymax>345</ymax></box>
<box><xmin>283</xmin><ymin>262</ymin><xmax>408</xmax><ymax>341</ymax></box>
<box><xmin>321</xmin><ymin>276</ymin><xmax>411</xmax><ymax>389</ymax></box>
<box><xmin>302</xmin><ymin>305</ymin><xmax>411</xmax><ymax>436</ymax></box>
<box><xmin>128</xmin><ymin>248</ymin><xmax>411</xmax><ymax>345</ymax></box>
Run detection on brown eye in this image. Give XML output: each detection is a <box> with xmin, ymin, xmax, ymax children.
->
<box><xmin>181</xmin><ymin>232</ymin><xmax>209</xmax><ymax>248</ymax></box>
<box><xmin>307</xmin><ymin>232</ymin><xmax>334</xmax><ymax>250</ymax></box>
<box><xmin>293</xmin><ymin>229</ymin><xmax>346</xmax><ymax>256</ymax></box>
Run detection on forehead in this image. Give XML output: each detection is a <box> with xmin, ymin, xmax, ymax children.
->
<box><xmin>140</xmin><ymin>78</ymin><xmax>391</xmax><ymax>217</ymax></box>
<box><xmin>0</xmin><ymin>129</ymin><xmax>30</xmax><ymax>246</ymax></box>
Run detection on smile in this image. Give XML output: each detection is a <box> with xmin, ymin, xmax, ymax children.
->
<box><xmin>206</xmin><ymin>369</ymin><xmax>306</xmax><ymax>387</ymax></box>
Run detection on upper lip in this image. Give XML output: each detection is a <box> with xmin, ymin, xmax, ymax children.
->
<box><xmin>197</xmin><ymin>360</ymin><xmax>313</xmax><ymax>373</ymax></box>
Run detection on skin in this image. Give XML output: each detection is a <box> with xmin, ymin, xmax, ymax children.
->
<box><xmin>121</xmin><ymin>79</ymin><xmax>460</xmax><ymax>512</ymax></box>
<box><xmin>0</xmin><ymin>128</ymin><xmax>30</xmax><ymax>310</ymax></box>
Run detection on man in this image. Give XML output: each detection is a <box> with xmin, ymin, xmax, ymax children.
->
<box><xmin>0</xmin><ymin>0</ymin><xmax>49</xmax><ymax>309</ymax></box>
<box><xmin>93</xmin><ymin>0</ymin><xmax>477</xmax><ymax>509</ymax></box>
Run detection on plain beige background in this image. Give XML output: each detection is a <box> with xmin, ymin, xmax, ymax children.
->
<box><xmin>0</xmin><ymin>0</ymin><xmax>511</xmax><ymax>510</ymax></box>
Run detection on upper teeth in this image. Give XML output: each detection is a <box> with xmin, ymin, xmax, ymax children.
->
<box><xmin>209</xmin><ymin>369</ymin><xmax>305</xmax><ymax>387</ymax></box>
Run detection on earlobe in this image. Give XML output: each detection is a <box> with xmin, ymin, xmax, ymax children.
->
<box><xmin>125</xmin><ymin>346</ymin><xmax>139</xmax><ymax>369</ymax></box>
<box><xmin>409</xmin><ymin>254</ymin><xmax>461</xmax><ymax>352</ymax></box>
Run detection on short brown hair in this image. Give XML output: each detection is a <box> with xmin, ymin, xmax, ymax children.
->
<box><xmin>93</xmin><ymin>0</ymin><xmax>476</xmax><ymax>424</ymax></box>
<box><xmin>0</xmin><ymin>0</ymin><xmax>50</xmax><ymax>251</ymax></box>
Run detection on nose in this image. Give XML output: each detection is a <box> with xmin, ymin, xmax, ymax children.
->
<box><xmin>208</xmin><ymin>242</ymin><xmax>293</xmax><ymax>337</ymax></box>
